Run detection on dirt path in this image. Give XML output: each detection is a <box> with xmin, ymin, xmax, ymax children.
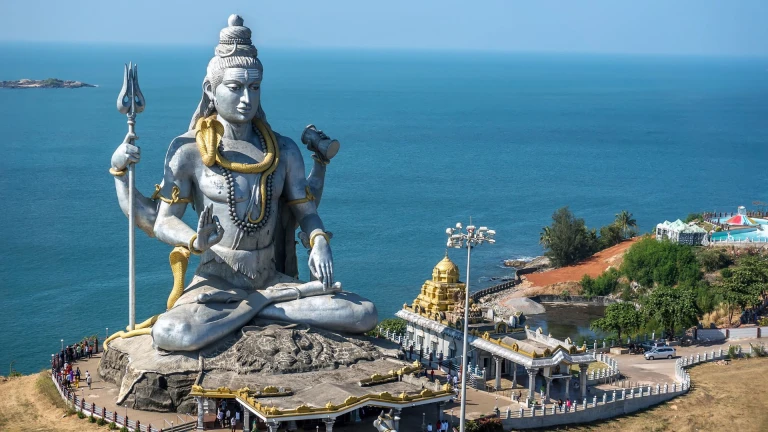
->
<box><xmin>525</xmin><ymin>238</ymin><xmax>640</xmax><ymax>287</ymax></box>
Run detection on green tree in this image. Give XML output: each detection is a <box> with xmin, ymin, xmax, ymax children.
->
<box><xmin>539</xmin><ymin>226</ymin><xmax>552</xmax><ymax>248</ymax></box>
<box><xmin>717</xmin><ymin>255</ymin><xmax>768</xmax><ymax>323</ymax></box>
<box><xmin>591</xmin><ymin>302</ymin><xmax>642</xmax><ymax>342</ymax></box>
<box><xmin>376</xmin><ymin>318</ymin><xmax>407</xmax><ymax>335</ymax></box>
<box><xmin>621</xmin><ymin>237</ymin><xmax>701</xmax><ymax>287</ymax></box>
<box><xmin>614</xmin><ymin>210</ymin><xmax>637</xmax><ymax>240</ymax></box>
<box><xmin>543</xmin><ymin>207</ymin><xmax>597</xmax><ymax>267</ymax></box>
<box><xmin>642</xmin><ymin>285</ymin><xmax>699</xmax><ymax>339</ymax></box>
<box><xmin>599</xmin><ymin>223</ymin><xmax>624</xmax><ymax>248</ymax></box>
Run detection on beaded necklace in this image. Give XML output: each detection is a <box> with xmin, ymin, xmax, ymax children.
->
<box><xmin>217</xmin><ymin>122</ymin><xmax>275</xmax><ymax>235</ymax></box>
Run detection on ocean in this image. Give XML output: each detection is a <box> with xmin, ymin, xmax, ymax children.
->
<box><xmin>1</xmin><ymin>43</ymin><xmax>766</xmax><ymax>373</ymax></box>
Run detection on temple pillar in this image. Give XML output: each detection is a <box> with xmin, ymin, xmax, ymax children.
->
<box><xmin>512</xmin><ymin>363</ymin><xmax>517</xmax><ymax>388</ymax></box>
<box><xmin>526</xmin><ymin>368</ymin><xmax>538</xmax><ymax>404</ymax></box>
<box><xmin>544</xmin><ymin>377</ymin><xmax>552</xmax><ymax>404</ymax></box>
<box><xmin>393</xmin><ymin>408</ymin><xmax>402</xmax><ymax>431</ymax></box>
<box><xmin>351</xmin><ymin>408</ymin><xmax>361</xmax><ymax>422</ymax></box>
<box><xmin>494</xmin><ymin>356</ymin><xmax>502</xmax><ymax>390</ymax></box>
<box><xmin>323</xmin><ymin>417</ymin><xmax>335</xmax><ymax>431</ymax></box>
<box><xmin>195</xmin><ymin>397</ymin><xmax>204</xmax><ymax>430</ymax></box>
<box><xmin>267</xmin><ymin>420</ymin><xmax>280</xmax><ymax>432</ymax></box>
<box><xmin>438</xmin><ymin>402</ymin><xmax>446</xmax><ymax>421</ymax></box>
<box><xmin>579</xmin><ymin>364</ymin><xmax>588</xmax><ymax>399</ymax></box>
<box><xmin>286</xmin><ymin>420</ymin><xmax>298</xmax><ymax>431</ymax></box>
<box><xmin>565</xmin><ymin>377</ymin><xmax>571</xmax><ymax>398</ymax></box>
<box><xmin>243</xmin><ymin>410</ymin><xmax>251</xmax><ymax>432</ymax></box>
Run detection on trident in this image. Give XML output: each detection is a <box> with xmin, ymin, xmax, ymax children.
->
<box><xmin>116</xmin><ymin>63</ymin><xmax>145</xmax><ymax>331</ymax></box>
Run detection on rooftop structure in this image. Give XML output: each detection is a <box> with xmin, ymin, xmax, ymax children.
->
<box><xmin>655</xmin><ymin>219</ymin><xmax>707</xmax><ymax>245</ymax></box>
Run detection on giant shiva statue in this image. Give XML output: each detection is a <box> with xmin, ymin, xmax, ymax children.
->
<box><xmin>108</xmin><ymin>15</ymin><xmax>377</xmax><ymax>352</ymax></box>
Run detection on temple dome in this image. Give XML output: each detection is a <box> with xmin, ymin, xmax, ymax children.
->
<box><xmin>432</xmin><ymin>253</ymin><xmax>459</xmax><ymax>283</ymax></box>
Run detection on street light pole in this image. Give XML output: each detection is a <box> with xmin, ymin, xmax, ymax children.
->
<box><xmin>446</xmin><ymin>221</ymin><xmax>495</xmax><ymax>432</ymax></box>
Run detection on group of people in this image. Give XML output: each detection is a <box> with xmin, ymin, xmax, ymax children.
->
<box><xmin>555</xmin><ymin>398</ymin><xmax>573</xmax><ymax>411</ymax></box>
<box><xmin>52</xmin><ymin>338</ymin><xmax>98</xmax><ymax>391</ymax></box>
<box><xmin>55</xmin><ymin>363</ymin><xmax>92</xmax><ymax>390</ymax></box>
<box><xmin>426</xmin><ymin>419</ymin><xmax>451</xmax><ymax>431</ymax></box>
<box><xmin>215</xmin><ymin>399</ymin><xmax>242</xmax><ymax>432</ymax></box>
<box><xmin>53</xmin><ymin>338</ymin><xmax>98</xmax><ymax>368</ymax></box>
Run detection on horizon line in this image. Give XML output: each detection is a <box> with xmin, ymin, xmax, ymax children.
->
<box><xmin>0</xmin><ymin>40</ymin><xmax>766</xmax><ymax>59</ymax></box>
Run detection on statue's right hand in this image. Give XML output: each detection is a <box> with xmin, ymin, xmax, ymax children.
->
<box><xmin>192</xmin><ymin>204</ymin><xmax>225</xmax><ymax>252</ymax></box>
<box><xmin>110</xmin><ymin>132</ymin><xmax>140</xmax><ymax>171</ymax></box>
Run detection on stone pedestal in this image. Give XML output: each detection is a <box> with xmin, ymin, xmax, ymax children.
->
<box><xmin>323</xmin><ymin>417</ymin><xmax>335</xmax><ymax>431</ymax></box>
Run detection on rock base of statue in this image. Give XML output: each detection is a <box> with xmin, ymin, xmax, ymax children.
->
<box><xmin>98</xmin><ymin>320</ymin><xmax>404</xmax><ymax>413</ymax></box>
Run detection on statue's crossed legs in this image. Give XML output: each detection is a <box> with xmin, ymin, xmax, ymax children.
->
<box><xmin>151</xmin><ymin>274</ymin><xmax>377</xmax><ymax>351</ymax></box>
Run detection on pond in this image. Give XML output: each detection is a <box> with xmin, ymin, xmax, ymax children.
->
<box><xmin>522</xmin><ymin>303</ymin><xmax>609</xmax><ymax>342</ymax></box>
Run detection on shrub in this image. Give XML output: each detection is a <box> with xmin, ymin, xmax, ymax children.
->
<box><xmin>97</xmin><ymin>417</ymin><xmax>107</xmax><ymax>426</ymax></box>
<box><xmin>108</xmin><ymin>422</ymin><xmax>117</xmax><ymax>430</ymax></box>
<box><xmin>89</xmin><ymin>414</ymin><xmax>96</xmax><ymax>423</ymax></box>
<box><xmin>621</xmin><ymin>237</ymin><xmax>701</xmax><ymax>287</ymax></box>
<box><xmin>581</xmin><ymin>268</ymin><xmax>620</xmax><ymax>297</ymax></box>
<box><xmin>721</xmin><ymin>268</ymin><xmax>733</xmax><ymax>278</ymax></box>
<box><xmin>750</xmin><ymin>344</ymin><xmax>766</xmax><ymax>357</ymax></box>
<box><xmin>684</xmin><ymin>213</ymin><xmax>703</xmax><ymax>223</ymax></box>
<box><xmin>728</xmin><ymin>345</ymin><xmax>739</xmax><ymax>360</ymax></box>
<box><xmin>120</xmin><ymin>426</ymin><xmax>129</xmax><ymax>432</ymax></box>
<box><xmin>77</xmin><ymin>411</ymin><xmax>86</xmax><ymax>419</ymax></box>
<box><xmin>697</xmin><ymin>249</ymin><xmax>733</xmax><ymax>272</ymax></box>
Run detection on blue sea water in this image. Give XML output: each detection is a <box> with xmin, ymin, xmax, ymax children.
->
<box><xmin>1</xmin><ymin>43</ymin><xmax>767</xmax><ymax>373</ymax></box>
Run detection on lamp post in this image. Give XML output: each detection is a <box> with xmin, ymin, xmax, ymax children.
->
<box><xmin>61</xmin><ymin>339</ymin><xmax>64</xmax><ymax>351</ymax></box>
<box><xmin>446</xmin><ymin>221</ymin><xmax>495</xmax><ymax>432</ymax></box>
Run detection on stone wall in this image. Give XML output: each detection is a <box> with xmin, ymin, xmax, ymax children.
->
<box><xmin>531</xmin><ymin>295</ymin><xmax>620</xmax><ymax>306</ymax></box>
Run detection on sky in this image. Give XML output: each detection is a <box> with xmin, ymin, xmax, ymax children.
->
<box><xmin>1</xmin><ymin>0</ymin><xmax>767</xmax><ymax>56</ymax></box>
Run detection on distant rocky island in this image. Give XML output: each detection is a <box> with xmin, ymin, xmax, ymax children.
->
<box><xmin>0</xmin><ymin>78</ymin><xmax>96</xmax><ymax>89</ymax></box>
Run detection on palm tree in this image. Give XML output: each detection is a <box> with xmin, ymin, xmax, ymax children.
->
<box><xmin>539</xmin><ymin>226</ymin><xmax>552</xmax><ymax>247</ymax></box>
<box><xmin>614</xmin><ymin>210</ymin><xmax>637</xmax><ymax>240</ymax></box>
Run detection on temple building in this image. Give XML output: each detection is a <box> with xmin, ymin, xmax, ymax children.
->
<box><xmin>395</xmin><ymin>254</ymin><xmax>596</xmax><ymax>404</ymax></box>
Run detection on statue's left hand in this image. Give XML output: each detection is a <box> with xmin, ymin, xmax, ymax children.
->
<box><xmin>308</xmin><ymin>236</ymin><xmax>334</xmax><ymax>290</ymax></box>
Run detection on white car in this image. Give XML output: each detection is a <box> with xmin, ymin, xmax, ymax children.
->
<box><xmin>644</xmin><ymin>346</ymin><xmax>676</xmax><ymax>360</ymax></box>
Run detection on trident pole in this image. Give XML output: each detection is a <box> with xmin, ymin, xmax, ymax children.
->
<box><xmin>117</xmin><ymin>63</ymin><xmax>145</xmax><ymax>331</ymax></box>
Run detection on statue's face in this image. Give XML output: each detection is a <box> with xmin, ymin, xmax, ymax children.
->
<box><xmin>210</xmin><ymin>67</ymin><xmax>261</xmax><ymax>124</ymax></box>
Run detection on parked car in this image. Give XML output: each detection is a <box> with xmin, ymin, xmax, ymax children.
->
<box><xmin>644</xmin><ymin>346</ymin><xmax>676</xmax><ymax>360</ymax></box>
<box><xmin>640</xmin><ymin>339</ymin><xmax>667</xmax><ymax>351</ymax></box>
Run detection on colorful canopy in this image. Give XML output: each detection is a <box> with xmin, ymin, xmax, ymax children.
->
<box><xmin>725</xmin><ymin>214</ymin><xmax>756</xmax><ymax>226</ymax></box>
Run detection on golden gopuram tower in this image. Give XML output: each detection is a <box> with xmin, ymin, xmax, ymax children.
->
<box><xmin>410</xmin><ymin>253</ymin><xmax>466</xmax><ymax>321</ymax></box>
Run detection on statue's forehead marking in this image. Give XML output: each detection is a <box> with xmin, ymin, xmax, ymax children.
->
<box><xmin>224</xmin><ymin>68</ymin><xmax>261</xmax><ymax>82</ymax></box>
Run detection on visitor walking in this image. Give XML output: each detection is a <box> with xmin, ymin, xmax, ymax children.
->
<box><xmin>86</xmin><ymin>371</ymin><xmax>92</xmax><ymax>390</ymax></box>
<box><xmin>217</xmin><ymin>409</ymin><xmax>224</xmax><ymax>429</ymax></box>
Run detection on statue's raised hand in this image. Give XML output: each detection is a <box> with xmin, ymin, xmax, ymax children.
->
<box><xmin>111</xmin><ymin>132</ymin><xmax>141</xmax><ymax>171</ymax></box>
<box><xmin>192</xmin><ymin>204</ymin><xmax>224</xmax><ymax>252</ymax></box>
<box><xmin>308</xmin><ymin>236</ymin><xmax>334</xmax><ymax>291</ymax></box>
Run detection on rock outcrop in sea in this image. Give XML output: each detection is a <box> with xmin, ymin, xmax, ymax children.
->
<box><xmin>0</xmin><ymin>78</ymin><xmax>96</xmax><ymax>89</ymax></box>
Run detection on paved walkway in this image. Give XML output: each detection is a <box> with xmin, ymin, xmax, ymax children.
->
<box><xmin>55</xmin><ymin>338</ymin><xmax>764</xmax><ymax>430</ymax></box>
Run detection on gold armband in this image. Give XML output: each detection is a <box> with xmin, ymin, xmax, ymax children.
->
<box><xmin>151</xmin><ymin>184</ymin><xmax>193</xmax><ymax>205</ymax></box>
<box><xmin>188</xmin><ymin>234</ymin><xmax>203</xmax><ymax>255</ymax></box>
<box><xmin>109</xmin><ymin>167</ymin><xmax>127</xmax><ymax>177</ymax></box>
<box><xmin>285</xmin><ymin>186</ymin><xmax>316</xmax><ymax>206</ymax></box>
<box><xmin>309</xmin><ymin>230</ymin><xmax>331</xmax><ymax>249</ymax></box>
